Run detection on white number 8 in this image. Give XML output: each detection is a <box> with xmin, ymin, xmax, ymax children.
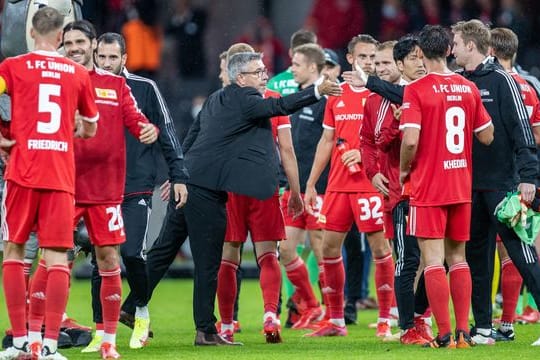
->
<box><xmin>445</xmin><ymin>106</ymin><xmax>465</xmax><ymax>154</ymax></box>
<box><xmin>37</xmin><ymin>84</ymin><xmax>61</xmax><ymax>134</ymax></box>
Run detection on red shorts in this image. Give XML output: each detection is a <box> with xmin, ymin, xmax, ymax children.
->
<box><xmin>74</xmin><ymin>204</ymin><xmax>126</xmax><ymax>246</ymax></box>
<box><xmin>320</xmin><ymin>191</ymin><xmax>384</xmax><ymax>233</ymax></box>
<box><xmin>407</xmin><ymin>203</ymin><xmax>471</xmax><ymax>241</ymax></box>
<box><xmin>2</xmin><ymin>181</ymin><xmax>74</xmax><ymax>249</ymax></box>
<box><xmin>225</xmin><ymin>193</ymin><xmax>285</xmax><ymax>242</ymax></box>
<box><xmin>383</xmin><ymin>210</ymin><xmax>394</xmax><ymax>239</ymax></box>
<box><xmin>281</xmin><ymin>190</ymin><xmax>322</xmax><ymax>231</ymax></box>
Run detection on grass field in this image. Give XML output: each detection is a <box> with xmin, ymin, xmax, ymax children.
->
<box><xmin>3</xmin><ymin>278</ymin><xmax>540</xmax><ymax>359</ymax></box>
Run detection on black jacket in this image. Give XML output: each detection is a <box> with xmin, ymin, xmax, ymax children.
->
<box><xmin>123</xmin><ymin>69</ymin><xmax>188</xmax><ymax>196</ymax></box>
<box><xmin>459</xmin><ymin>58</ymin><xmax>537</xmax><ymax>190</ymax></box>
<box><xmin>183</xmin><ymin>83</ymin><xmax>321</xmax><ymax>200</ymax></box>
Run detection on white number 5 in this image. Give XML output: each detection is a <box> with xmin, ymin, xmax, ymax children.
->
<box><xmin>37</xmin><ymin>84</ymin><xmax>61</xmax><ymax>134</ymax></box>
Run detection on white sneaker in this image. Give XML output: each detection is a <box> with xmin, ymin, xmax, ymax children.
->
<box><xmin>129</xmin><ymin>317</ymin><xmax>150</xmax><ymax>349</ymax></box>
<box><xmin>531</xmin><ymin>336</ymin><xmax>540</xmax><ymax>346</ymax></box>
<box><xmin>40</xmin><ymin>345</ymin><xmax>67</xmax><ymax>360</ymax></box>
<box><xmin>81</xmin><ymin>334</ymin><xmax>102</xmax><ymax>353</ymax></box>
<box><xmin>470</xmin><ymin>328</ymin><xmax>495</xmax><ymax>345</ymax></box>
<box><xmin>0</xmin><ymin>344</ymin><xmax>29</xmax><ymax>360</ymax></box>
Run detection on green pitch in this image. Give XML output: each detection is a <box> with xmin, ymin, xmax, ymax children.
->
<box><xmin>2</xmin><ymin>279</ymin><xmax>540</xmax><ymax>359</ymax></box>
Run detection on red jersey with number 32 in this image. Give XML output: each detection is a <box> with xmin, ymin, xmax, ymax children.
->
<box><xmin>323</xmin><ymin>83</ymin><xmax>375</xmax><ymax>192</ymax></box>
<box><xmin>0</xmin><ymin>51</ymin><xmax>98</xmax><ymax>194</ymax></box>
<box><xmin>400</xmin><ymin>72</ymin><xmax>491</xmax><ymax>206</ymax></box>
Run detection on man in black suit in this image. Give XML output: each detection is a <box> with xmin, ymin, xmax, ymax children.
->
<box><xmin>181</xmin><ymin>51</ymin><xmax>341</xmax><ymax>345</ymax></box>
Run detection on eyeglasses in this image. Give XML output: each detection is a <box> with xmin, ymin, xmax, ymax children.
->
<box><xmin>241</xmin><ymin>68</ymin><xmax>268</xmax><ymax>78</ymax></box>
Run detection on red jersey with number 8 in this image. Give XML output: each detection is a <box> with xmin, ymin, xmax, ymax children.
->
<box><xmin>0</xmin><ymin>51</ymin><xmax>98</xmax><ymax>194</ymax></box>
<box><xmin>400</xmin><ymin>72</ymin><xmax>491</xmax><ymax>206</ymax></box>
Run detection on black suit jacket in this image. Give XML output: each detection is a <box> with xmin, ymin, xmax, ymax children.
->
<box><xmin>183</xmin><ymin>83</ymin><xmax>321</xmax><ymax>200</ymax></box>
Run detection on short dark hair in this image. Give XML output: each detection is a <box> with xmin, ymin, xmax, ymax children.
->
<box><xmin>418</xmin><ymin>25</ymin><xmax>451</xmax><ymax>60</ymax></box>
<box><xmin>347</xmin><ymin>34</ymin><xmax>379</xmax><ymax>54</ymax></box>
<box><xmin>32</xmin><ymin>6</ymin><xmax>64</xmax><ymax>35</ymax></box>
<box><xmin>490</xmin><ymin>27</ymin><xmax>518</xmax><ymax>61</ymax></box>
<box><xmin>97</xmin><ymin>32</ymin><xmax>126</xmax><ymax>55</ymax></box>
<box><xmin>293</xmin><ymin>44</ymin><xmax>325</xmax><ymax>73</ymax></box>
<box><xmin>63</xmin><ymin>20</ymin><xmax>96</xmax><ymax>41</ymax></box>
<box><xmin>393</xmin><ymin>36</ymin><xmax>420</xmax><ymax>62</ymax></box>
<box><xmin>290</xmin><ymin>29</ymin><xmax>317</xmax><ymax>50</ymax></box>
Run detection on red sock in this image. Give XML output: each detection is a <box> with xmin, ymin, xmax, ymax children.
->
<box><xmin>501</xmin><ymin>259</ymin><xmax>523</xmax><ymax>323</ymax></box>
<box><xmin>449</xmin><ymin>262</ymin><xmax>472</xmax><ymax>332</ymax></box>
<box><xmin>217</xmin><ymin>260</ymin><xmax>238</xmax><ymax>325</ymax></box>
<box><xmin>424</xmin><ymin>265</ymin><xmax>451</xmax><ymax>336</ymax></box>
<box><xmin>285</xmin><ymin>257</ymin><xmax>319</xmax><ymax>308</ymax></box>
<box><xmin>44</xmin><ymin>265</ymin><xmax>70</xmax><ymax>341</ymax></box>
<box><xmin>374</xmin><ymin>253</ymin><xmax>394</xmax><ymax>319</ymax></box>
<box><xmin>28</xmin><ymin>260</ymin><xmax>48</xmax><ymax>333</ymax></box>
<box><xmin>3</xmin><ymin>260</ymin><xmax>27</xmax><ymax>338</ymax></box>
<box><xmin>257</xmin><ymin>252</ymin><xmax>281</xmax><ymax>313</ymax></box>
<box><xmin>23</xmin><ymin>260</ymin><xmax>33</xmax><ymax>291</ymax></box>
<box><xmin>96</xmin><ymin>323</ymin><xmax>104</xmax><ymax>331</ymax></box>
<box><xmin>100</xmin><ymin>267</ymin><xmax>122</xmax><ymax>336</ymax></box>
<box><xmin>323</xmin><ymin>256</ymin><xmax>345</xmax><ymax>320</ymax></box>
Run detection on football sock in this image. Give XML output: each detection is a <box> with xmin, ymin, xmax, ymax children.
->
<box><xmin>217</xmin><ymin>259</ymin><xmax>238</xmax><ymax>325</ymax></box>
<box><xmin>323</xmin><ymin>256</ymin><xmax>345</xmax><ymax>320</ymax></box>
<box><xmin>100</xmin><ymin>267</ymin><xmax>122</xmax><ymax>343</ymax></box>
<box><xmin>28</xmin><ymin>260</ymin><xmax>48</xmax><ymax>334</ymax></box>
<box><xmin>374</xmin><ymin>253</ymin><xmax>394</xmax><ymax>319</ymax></box>
<box><xmin>44</xmin><ymin>265</ymin><xmax>70</xmax><ymax>342</ymax></box>
<box><xmin>3</xmin><ymin>259</ymin><xmax>28</xmax><ymax>338</ymax></box>
<box><xmin>285</xmin><ymin>256</ymin><xmax>319</xmax><ymax>308</ymax></box>
<box><xmin>449</xmin><ymin>262</ymin><xmax>471</xmax><ymax>331</ymax></box>
<box><xmin>501</xmin><ymin>259</ymin><xmax>522</xmax><ymax>323</ymax></box>
<box><xmin>258</xmin><ymin>252</ymin><xmax>281</xmax><ymax>314</ymax></box>
<box><xmin>424</xmin><ymin>265</ymin><xmax>451</xmax><ymax>336</ymax></box>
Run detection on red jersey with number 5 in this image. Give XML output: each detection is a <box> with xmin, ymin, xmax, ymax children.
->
<box><xmin>400</xmin><ymin>72</ymin><xmax>491</xmax><ymax>206</ymax></box>
<box><xmin>0</xmin><ymin>51</ymin><xmax>98</xmax><ymax>194</ymax></box>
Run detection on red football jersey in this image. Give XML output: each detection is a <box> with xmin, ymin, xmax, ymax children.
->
<box><xmin>510</xmin><ymin>71</ymin><xmax>540</xmax><ymax>127</ymax></box>
<box><xmin>265</xmin><ymin>89</ymin><xmax>291</xmax><ymax>141</ymax></box>
<box><xmin>75</xmin><ymin>68</ymin><xmax>152</xmax><ymax>204</ymax></box>
<box><xmin>361</xmin><ymin>93</ymin><xmax>401</xmax><ymax>212</ymax></box>
<box><xmin>323</xmin><ymin>83</ymin><xmax>375</xmax><ymax>192</ymax></box>
<box><xmin>400</xmin><ymin>72</ymin><xmax>492</xmax><ymax>206</ymax></box>
<box><xmin>0</xmin><ymin>51</ymin><xmax>98</xmax><ymax>194</ymax></box>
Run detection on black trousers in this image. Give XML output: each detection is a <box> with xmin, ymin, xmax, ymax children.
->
<box><xmin>393</xmin><ymin>200</ymin><xmax>428</xmax><ymax>330</ymax></box>
<box><xmin>468</xmin><ymin>190</ymin><xmax>540</xmax><ymax>329</ymax></box>
<box><xmin>89</xmin><ymin>194</ymin><xmax>153</xmax><ymax>322</ymax></box>
<box><xmin>344</xmin><ymin>223</ymin><xmax>364</xmax><ymax>303</ymax></box>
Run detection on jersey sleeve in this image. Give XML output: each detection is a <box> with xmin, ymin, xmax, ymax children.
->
<box><xmin>360</xmin><ymin>97</ymin><xmax>379</xmax><ymax>181</ymax></box>
<box><xmin>77</xmin><ymin>70</ymin><xmax>99</xmax><ymax>122</ymax></box>
<box><xmin>0</xmin><ymin>59</ymin><xmax>13</xmax><ymax>95</ymax></box>
<box><xmin>322</xmin><ymin>97</ymin><xmax>336</xmax><ymax>130</ymax></box>
<box><xmin>276</xmin><ymin>115</ymin><xmax>291</xmax><ymax>129</ymax></box>
<box><xmin>400</xmin><ymin>85</ymin><xmax>422</xmax><ymax>130</ymax></box>
<box><xmin>121</xmin><ymin>78</ymin><xmax>156</xmax><ymax>138</ymax></box>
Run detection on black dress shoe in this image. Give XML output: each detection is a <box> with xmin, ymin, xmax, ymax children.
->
<box><xmin>194</xmin><ymin>330</ymin><xmax>243</xmax><ymax>346</ymax></box>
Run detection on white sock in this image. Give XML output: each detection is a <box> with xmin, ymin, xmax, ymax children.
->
<box><xmin>135</xmin><ymin>306</ymin><xmax>149</xmax><ymax>320</ymax></box>
<box><xmin>42</xmin><ymin>338</ymin><xmax>57</xmax><ymax>353</ymax></box>
<box><xmin>476</xmin><ymin>327</ymin><xmax>491</xmax><ymax>336</ymax></box>
<box><xmin>390</xmin><ymin>307</ymin><xmax>399</xmax><ymax>318</ymax></box>
<box><xmin>61</xmin><ymin>313</ymin><xmax>68</xmax><ymax>321</ymax></box>
<box><xmin>28</xmin><ymin>331</ymin><xmax>42</xmax><ymax>345</ymax></box>
<box><xmin>221</xmin><ymin>323</ymin><xmax>234</xmax><ymax>333</ymax></box>
<box><xmin>330</xmin><ymin>318</ymin><xmax>345</xmax><ymax>327</ymax></box>
<box><xmin>102</xmin><ymin>333</ymin><xmax>116</xmax><ymax>345</ymax></box>
<box><xmin>423</xmin><ymin>317</ymin><xmax>432</xmax><ymax>326</ymax></box>
<box><xmin>263</xmin><ymin>312</ymin><xmax>277</xmax><ymax>323</ymax></box>
<box><xmin>378</xmin><ymin>317</ymin><xmax>390</xmax><ymax>324</ymax></box>
<box><xmin>12</xmin><ymin>336</ymin><xmax>28</xmax><ymax>349</ymax></box>
<box><xmin>95</xmin><ymin>329</ymin><xmax>105</xmax><ymax>338</ymax></box>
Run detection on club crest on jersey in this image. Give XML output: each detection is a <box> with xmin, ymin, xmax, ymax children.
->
<box><xmin>95</xmin><ymin>88</ymin><xmax>118</xmax><ymax>100</ymax></box>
